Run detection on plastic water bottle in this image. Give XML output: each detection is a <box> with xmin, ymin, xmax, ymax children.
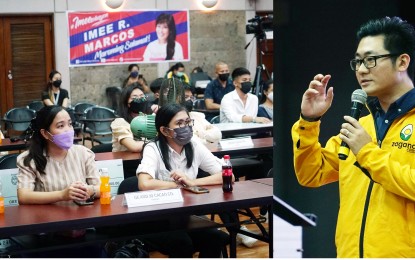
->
<box><xmin>0</xmin><ymin>178</ymin><xmax>4</xmax><ymax>214</ymax></box>
<box><xmin>222</xmin><ymin>155</ymin><xmax>233</xmax><ymax>193</ymax></box>
<box><xmin>99</xmin><ymin>168</ymin><xmax>111</xmax><ymax>205</ymax></box>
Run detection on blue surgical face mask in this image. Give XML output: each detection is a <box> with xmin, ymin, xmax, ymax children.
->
<box><xmin>130</xmin><ymin>71</ymin><xmax>139</xmax><ymax>78</ymax></box>
<box><xmin>176</xmin><ymin>71</ymin><xmax>184</xmax><ymax>78</ymax></box>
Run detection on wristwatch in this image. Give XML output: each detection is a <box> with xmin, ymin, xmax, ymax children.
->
<box><xmin>252</xmin><ymin>117</ymin><xmax>256</xmax><ymax>123</ymax></box>
<box><xmin>89</xmin><ymin>185</ymin><xmax>96</xmax><ymax>200</ymax></box>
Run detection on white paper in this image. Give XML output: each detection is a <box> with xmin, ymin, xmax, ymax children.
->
<box><xmin>219</xmin><ymin>136</ymin><xmax>254</xmax><ymax>150</ymax></box>
<box><xmin>124</xmin><ymin>188</ymin><xmax>183</xmax><ymax>208</ymax></box>
<box><xmin>0</xmin><ymin>168</ymin><xmax>19</xmax><ymax>206</ymax></box>
<box><xmin>96</xmin><ymin>159</ymin><xmax>124</xmax><ymax>196</ymax></box>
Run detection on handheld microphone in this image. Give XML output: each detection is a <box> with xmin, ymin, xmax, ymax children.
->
<box><xmin>338</xmin><ymin>89</ymin><xmax>368</xmax><ymax>160</ymax></box>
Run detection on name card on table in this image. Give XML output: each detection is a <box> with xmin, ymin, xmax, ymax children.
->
<box><xmin>219</xmin><ymin>136</ymin><xmax>254</xmax><ymax>150</ymax></box>
<box><xmin>0</xmin><ymin>168</ymin><xmax>19</xmax><ymax>207</ymax></box>
<box><xmin>0</xmin><ymin>168</ymin><xmax>19</xmax><ymax>251</ymax></box>
<box><xmin>124</xmin><ymin>188</ymin><xmax>183</xmax><ymax>208</ymax></box>
<box><xmin>95</xmin><ymin>159</ymin><xmax>124</xmax><ymax>197</ymax></box>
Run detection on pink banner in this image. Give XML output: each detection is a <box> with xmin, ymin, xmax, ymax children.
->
<box><xmin>67</xmin><ymin>10</ymin><xmax>190</xmax><ymax>66</ymax></box>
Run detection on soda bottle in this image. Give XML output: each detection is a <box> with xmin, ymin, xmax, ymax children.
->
<box><xmin>0</xmin><ymin>178</ymin><xmax>4</xmax><ymax>214</ymax></box>
<box><xmin>222</xmin><ymin>155</ymin><xmax>233</xmax><ymax>193</ymax></box>
<box><xmin>99</xmin><ymin>168</ymin><xmax>111</xmax><ymax>205</ymax></box>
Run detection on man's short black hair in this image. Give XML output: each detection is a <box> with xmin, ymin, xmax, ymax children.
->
<box><xmin>150</xmin><ymin>77</ymin><xmax>165</xmax><ymax>93</ymax></box>
<box><xmin>231</xmin><ymin>67</ymin><xmax>250</xmax><ymax>80</ymax></box>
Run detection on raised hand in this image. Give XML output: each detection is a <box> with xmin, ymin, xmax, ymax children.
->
<box><xmin>301</xmin><ymin>74</ymin><xmax>334</xmax><ymax>119</ymax></box>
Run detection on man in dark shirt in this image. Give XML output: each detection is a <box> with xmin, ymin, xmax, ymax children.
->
<box><xmin>204</xmin><ymin>62</ymin><xmax>235</xmax><ymax>110</ymax></box>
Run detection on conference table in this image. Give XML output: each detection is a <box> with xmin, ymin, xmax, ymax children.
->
<box><xmin>0</xmin><ymin>138</ymin><xmax>27</xmax><ymax>152</ymax></box>
<box><xmin>94</xmin><ymin>137</ymin><xmax>273</xmax><ymax>179</ymax></box>
<box><xmin>94</xmin><ymin>136</ymin><xmax>273</xmax><ymax>162</ymax></box>
<box><xmin>215</xmin><ymin>122</ymin><xmax>273</xmax><ymax>138</ymax></box>
<box><xmin>0</xmin><ymin>179</ymin><xmax>273</xmax><ymax>257</ymax></box>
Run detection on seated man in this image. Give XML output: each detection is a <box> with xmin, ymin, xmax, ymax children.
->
<box><xmin>220</xmin><ymin>67</ymin><xmax>271</xmax><ymax>124</ymax></box>
<box><xmin>204</xmin><ymin>62</ymin><xmax>234</xmax><ymax>110</ymax></box>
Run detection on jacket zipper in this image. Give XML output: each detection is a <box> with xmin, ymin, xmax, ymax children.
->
<box><xmin>358</xmin><ymin>109</ymin><xmax>389</xmax><ymax>258</ymax></box>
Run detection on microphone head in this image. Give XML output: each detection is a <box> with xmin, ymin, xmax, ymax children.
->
<box><xmin>351</xmin><ymin>89</ymin><xmax>367</xmax><ymax>104</ymax></box>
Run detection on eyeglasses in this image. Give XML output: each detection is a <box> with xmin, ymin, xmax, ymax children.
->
<box><xmin>176</xmin><ymin>118</ymin><xmax>194</xmax><ymax>128</ymax></box>
<box><xmin>349</xmin><ymin>53</ymin><xmax>400</xmax><ymax>71</ymax></box>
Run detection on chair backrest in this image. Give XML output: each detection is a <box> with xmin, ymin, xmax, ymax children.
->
<box><xmin>74</xmin><ymin>102</ymin><xmax>95</xmax><ymax>116</ymax></box>
<box><xmin>3</xmin><ymin>107</ymin><xmax>36</xmax><ymax>132</ymax></box>
<box><xmin>210</xmin><ymin>115</ymin><xmax>220</xmax><ymax>124</ymax></box>
<box><xmin>90</xmin><ymin>143</ymin><xmax>113</xmax><ymax>153</ymax></box>
<box><xmin>0</xmin><ymin>153</ymin><xmax>19</xmax><ymax>170</ymax></box>
<box><xmin>84</xmin><ymin>106</ymin><xmax>116</xmax><ymax>132</ymax></box>
<box><xmin>117</xmin><ymin>176</ymin><xmax>139</xmax><ymax>194</ymax></box>
<box><xmin>27</xmin><ymin>100</ymin><xmax>44</xmax><ymax>112</ymax></box>
<box><xmin>190</xmin><ymin>72</ymin><xmax>211</xmax><ymax>88</ymax></box>
<box><xmin>193</xmin><ymin>99</ymin><xmax>206</xmax><ymax>110</ymax></box>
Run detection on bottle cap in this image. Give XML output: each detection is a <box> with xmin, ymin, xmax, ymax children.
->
<box><xmin>224</xmin><ymin>155</ymin><xmax>230</xmax><ymax>159</ymax></box>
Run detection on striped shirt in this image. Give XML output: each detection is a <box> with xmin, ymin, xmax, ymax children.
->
<box><xmin>17</xmin><ymin>145</ymin><xmax>99</xmax><ymax>192</ymax></box>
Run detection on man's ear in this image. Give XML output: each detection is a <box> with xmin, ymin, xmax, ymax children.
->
<box><xmin>397</xmin><ymin>53</ymin><xmax>410</xmax><ymax>71</ymax></box>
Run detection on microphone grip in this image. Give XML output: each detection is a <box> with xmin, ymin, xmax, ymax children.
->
<box><xmin>338</xmin><ymin>141</ymin><xmax>349</xmax><ymax>160</ymax></box>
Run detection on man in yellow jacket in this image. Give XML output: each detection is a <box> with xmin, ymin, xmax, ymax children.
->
<box><xmin>292</xmin><ymin>16</ymin><xmax>415</xmax><ymax>257</ymax></box>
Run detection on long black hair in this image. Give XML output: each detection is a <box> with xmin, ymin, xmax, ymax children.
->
<box><xmin>156</xmin><ymin>13</ymin><xmax>177</xmax><ymax>60</ymax></box>
<box><xmin>155</xmin><ymin>104</ymin><xmax>193</xmax><ymax>171</ymax></box>
<box><xmin>117</xmin><ymin>83</ymin><xmax>145</xmax><ymax>123</ymax></box>
<box><xmin>260</xmin><ymin>79</ymin><xmax>273</xmax><ymax>104</ymax></box>
<box><xmin>23</xmin><ymin>105</ymin><xmax>64</xmax><ymax>174</ymax></box>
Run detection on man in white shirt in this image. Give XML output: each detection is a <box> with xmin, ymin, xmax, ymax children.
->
<box><xmin>220</xmin><ymin>67</ymin><xmax>272</xmax><ymax>123</ymax></box>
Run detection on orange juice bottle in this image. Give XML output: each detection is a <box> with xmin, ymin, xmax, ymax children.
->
<box><xmin>0</xmin><ymin>178</ymin><xmax>4</xmax><ymax>214</ymax></box>
<box><xmin>99</xmin><ymin>168</ymin><xmax>111</xmax><ymax>205</ymax></box>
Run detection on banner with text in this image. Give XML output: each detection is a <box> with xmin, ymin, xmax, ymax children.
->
<box><xmin>67</xmin><ymin>10</ymin><xmax>190</xmax><ymax>66</ymax></box>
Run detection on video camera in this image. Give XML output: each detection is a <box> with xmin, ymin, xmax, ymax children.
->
<box><xmin>246</xmin><ymin>15</ymin><xmax>273</xmax><ymax>37</ymax></box>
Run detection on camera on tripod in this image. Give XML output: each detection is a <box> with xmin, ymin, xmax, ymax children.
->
<box><xmin>246</xmin><ymin>15</ymin><xmax>273</xmax><ymax>37</ymax></box>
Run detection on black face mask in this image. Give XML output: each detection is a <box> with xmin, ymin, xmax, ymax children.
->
<box><xmin>52</xmin><ymin>80</ymin><xmax>62</xmax><ymax>88</ymax></box>
<box><xmin>184</xmin><ymin>100</ymin><xmax>194</xmax><ymax>112</ymax></box>
<box><xmin>240</xmin><ymin>82</ymin><xmax>252</xmax><ymax>94</ymax></box>
<box><xmin>129</xmin><ymin>98</ymin><xmax>149</xmax><ymax>114</ymax></box>
<box><xmin>130</xmin><ymin>71</ymin><xmax>139</xmax><ymax>78</ymax></box>
<box><xmin>218</xmin><ymin>73</ymin><xmax>229</xmax><ymax>82</ymax></box>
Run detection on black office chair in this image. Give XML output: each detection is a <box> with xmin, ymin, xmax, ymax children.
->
<box><xmin>193</xmin><ymin>99</ymin><xmax>206</xmax><ymax>110</ymax></box>
<box><xmin>106</xmin><ymin>87</ymin><xmax>122</xmax><ymax>112</ymax></box>
<box><xmin>116</xmin><ymin>176</ymin><xmax>229</xmax><ymax>258</ymax></box>
<box><xmin>90</xmin><ymin>143</ymin><xmax>113</xmax><ymax>153</ymax></box>
<box><xmin>0</xmin><ymin>153</ymin><xmax>19</xmax><ymax>169</ymax></box>
<box><xmin>82</xmin><ymin>106</ymin><xmax>116</xmax><ymax>147</ymax></box>
<box><xmin>27</xmin><ymin>100</ymin><xmax>44</xmax><ymax>112</ymax></box>
<box><xmin>66</xmin><ymin>107</ymin><xmax>82</xmax><ymax>135</ymax></box>
<box><xmin>210</xmin><ymin>115</ymin><xmax>220</xmax><ymax>124</ymax></box>
<box><xmin>190</xmin><ymin>72</ymin><xmax>211</xmax><ymax>97</ymax></box>
<box><xmin>2</xmin><ymin>107</ymin><xmax>36</xmax><ymax>138</ymax></box>
<box><xmin>117</xmin><ymin>176</ymin><xmax>139</xmax><ymax>195</ymax></box>
<box><xmin>73</xmin><ymin>102</ymin><xmax>95</xmax><ymax>121</ymax></box>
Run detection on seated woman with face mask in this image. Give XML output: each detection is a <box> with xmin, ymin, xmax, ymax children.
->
<box><xmin>257</xmin><ymin>79</ymin><xmax>273</xmax><ymax>120</ymax></box>
<box><xmin>111</xmin><ymin>83</ymin><xmax>159</xmax><ymax>152</ymax></box>
<box><xmin>16</xmin><ymin>105</ymin><xmax>102</xmax><ymax>257</ymax></box>
<box><xmin>137</xmin><ymin>103</ymin><xmax>231</xmax><ymax>258</ymax></box>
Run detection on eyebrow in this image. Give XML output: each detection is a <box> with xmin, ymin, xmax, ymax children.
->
<box><xmin>354</xmin><ymin>51</ymin><xmax>378</xmax><ymax>57</ymax></box>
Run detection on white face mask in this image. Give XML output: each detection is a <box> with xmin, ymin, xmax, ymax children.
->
<box><xmin>267</xmin><ymin>92</ymin><xmax>273</xmax><ymax>102</ymax></box>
